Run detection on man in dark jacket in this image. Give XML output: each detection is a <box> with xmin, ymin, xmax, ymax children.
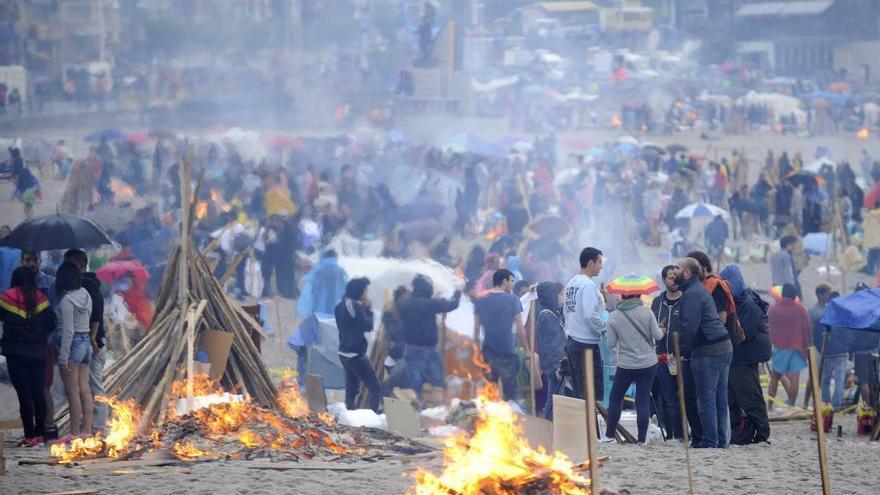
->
<box><xmin>535</xmin><ymin>281</ymin><xmax>565</xmax><ymax>419</ymax></box>
<box><xmin>334</xmin><ymin>277</ymin><xmax>380</xmax><ymax>412</ymax></box>
<box><xmin>398</xmin><ymin>275</ymin><xmax>461</xmax><ymax>402</ymax></box>
<box><xmin>719</xmin><ymin>265</ymin><xmax>771</xmax><ymax>444</ymax></box>
<box><xmin>64</xmin><ymin>249</ymin><xmax>107</xmax><ymax>432</ymax></box>
<box><xmin>651</xmin><ymin>265</ymin><xmax>684</xmax><ymax>440</ymax></box>
<box><xmin>675</xmin><ymin>257</ymin><xmax>733</xmax><ymax>448</ymax></box>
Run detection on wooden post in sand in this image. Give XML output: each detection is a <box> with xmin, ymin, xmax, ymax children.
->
<box><xmin>583</xmin><ymin>350</ymin><xmax>599</xmax><ymax>492</ymax></box>
<box><xmin>807</xmin><ymin>346</ymin><xmax>831</xmax><ymax>495</ymax></box>
<box><xmin>179</xmin><ymin>149</ymin><xmax>193</xmax><ymax>412</ymax></box>
<box><xmin>672</xmin><ymin>333</ymin><xmax>695</xmax><ymax>495</ymax></box>
<box><xmin>528</xmin><ymin>300</ymin><xmax>537</xmax><ymax>415</ymax></box>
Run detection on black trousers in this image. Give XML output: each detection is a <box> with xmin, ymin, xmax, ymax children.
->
<box><xmin>7</xmin><ymin>355</ymin><xmax>47</xmax><ymax>438</ymax></box>
<box><xmin>340</xmin><ymin>354</ymin><xmax>381</xmax><ymax>413</ymax></box>
<box><xmin>683</xmin><ymin>359</ymin><xmax>703</xmax><ymax>446</ymax></box>
<box><xmin>729</xmin><ymin>363</ymin><xmax>771</xmax><ymax>442</ymax></box>
<box><xmin>565</xmin><ymin>338</ymin><xmax>604</xmax><ymax>400</ymax></box>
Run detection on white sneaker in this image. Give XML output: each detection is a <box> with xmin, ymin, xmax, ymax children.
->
<box><xmin>638</xmin><ymin>439</ymin><xmax>649</xmax><ymax>447</ymax></box>
<box><xmin>599</xmin><ymin>436</ymin><xmax>616</xmax><ymax>444</ymax></box>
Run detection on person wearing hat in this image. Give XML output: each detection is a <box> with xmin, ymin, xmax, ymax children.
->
<box><xmin>602</xmin><ymin>289</ymin><xmax>664</xmax><ymax>445</ymax></box>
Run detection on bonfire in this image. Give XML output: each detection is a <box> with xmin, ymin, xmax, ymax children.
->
<box><xmin>50</xmin><ymin>375</ymin><xmax>429</xmax><ymax>465</ymax></box>
<box><xmin>410</xmin><ymin>383</ymin><xmax>604</xmax><ymax>495</ymax></box>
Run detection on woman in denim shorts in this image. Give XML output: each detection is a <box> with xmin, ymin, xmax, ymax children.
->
<box><xmin>55</xmin><ymin>262</ymin><xmax>94</xmax><ymax>438</ymax></box>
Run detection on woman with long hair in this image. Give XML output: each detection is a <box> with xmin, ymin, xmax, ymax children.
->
<box><xmin>0</xmin><ymin>267</ymin><xmax>55</xmax><ymax>446</ymax></box>
<box><xmin>55</xmin><ymin>261</ymin><xmax>93</xmax><ymax>438</ymax></box>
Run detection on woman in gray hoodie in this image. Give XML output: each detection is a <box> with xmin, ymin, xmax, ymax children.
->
<box><xmin>55</xmin><ymin>262</ymin><xmax>93</xmax><ymax>437</ymax></box>
<box><xmin>603</xmin><ymin>294</ymin><xmax>664</xmax><ymax>444</ymax></box>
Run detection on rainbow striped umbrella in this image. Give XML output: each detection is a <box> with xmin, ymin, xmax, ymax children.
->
<box><xmin>607</xmin><ymin>274</ymin><xmax>660</xmax><ymax>296</ymax></box>
<box><xmin>769</xmin><ymin>285</ymin><xmax>800</xmax><ymax>303</ymax></box>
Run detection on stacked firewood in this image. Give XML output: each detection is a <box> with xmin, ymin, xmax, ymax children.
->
<box><xmin>56</xmin><ymin>246</ymin><xmax>277</xmax><ymax>432</ymax></box>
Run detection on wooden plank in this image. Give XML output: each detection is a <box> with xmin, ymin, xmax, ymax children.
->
<box><xmin>384</xmin><ymin>397</ymin><xmax>421</xmax><ymax>438</ymax></box>
<box><xmin>247</xmin><ymin>462</ymin><xmax>365</xmax><ymax>472</ymax></box>
<box><xmin>0</xmin><ymin>418</ymin><xmax>23</xmax><ymax>430</ymax></box>
<box><xmin>552</xmin><ymin>395</ymin><xmax>587</xmax><ymax>461</ymax></box>
<box><xmin>808</xmin><ymin>347</ymin><xmax>831</xmax><ymax>495</ymax></box>
<box><xmin>306</xmin><ymin>374</ymin><xmax>327</xmax><ymax>413</ymax></box>
<box><xmin>583</xmin><ymin>349</ymin><xmax>599</xmax><ymax>492</ymax></box>
<box><xmin>517</xmin><ymin>413</ymin><xmax>553</xmax><ymax>452</ymax></box>
<box><xmin>673</xmin><ymin>332</ymin><xmax>695</xmax><ymax>495</ymax></box>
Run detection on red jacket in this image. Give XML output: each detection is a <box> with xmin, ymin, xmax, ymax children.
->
<box><xmin>768</xmin><ymin>298</ymin><xmax>811</xmax><ymax>352</ymax></box>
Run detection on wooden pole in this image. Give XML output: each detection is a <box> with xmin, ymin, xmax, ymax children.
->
<box><xmin>528</xmin><ymin>299</ymin><xmax>537</xmax><ymax>415</ymax></box>
<box><xmin>179</xmin><ymin>148</ymin><xmax>193</xmax><ymax>411</ymax></box>
<box><xmin>672</xmin><ymin>333</ymin><xmax>695</xmax><ymax>495</ymax></box>
<box><xmin>583</xmin><ymin>349</ymin><xmax>599</xmax><ymax>492</ymax></box>
<box><xmin>807</xmin><ymin>346</ymin><xmax>831</xmax><ymax>495</ymax></box>
<box><xmin>805</xmin><ymin>330</ymin><xmax>830</xmax><ymax>410</ymax></box>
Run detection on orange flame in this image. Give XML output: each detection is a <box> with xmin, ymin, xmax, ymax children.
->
<box><xmin>611</xmin><ymin>115</ymin><xmax>622</xmax><ymax>127</ymax></box>
<box><xmin>409</xmin><ymin>382</ymin><xmax>592</xmax><ymax>494</ymax></box>
<box><xmin>195</xmin><ymin>201</ymin><xmax>209</xmax><ymax>219</ymax></box>
<box><xmin>171</xmin><ymin>441</ymin><xmax>210</xmax><ymax>461</ymax></box>
<box><xmin>857</xmin><ymin>128</ymin><xmax>869</xmax><ymax>139</ymax></box>
<box><xmin>277</xmin><ymin>379</ymin><xmax>309</xmax><ymax>419</ymax></box>
<box><xmin>50</xmin><ymin>397</ymin><xmax>141</xmax><ymax>464</ymax></box>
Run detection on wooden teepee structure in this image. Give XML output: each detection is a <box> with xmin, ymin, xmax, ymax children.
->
<box><xmin>56</xmin><ymin>154</ymin><xmax>277</xmax><ymax>433</ymax></box>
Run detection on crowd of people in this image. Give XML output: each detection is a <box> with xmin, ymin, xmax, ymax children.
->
<box><xmin>1</xmin><ymin>123</ymin><xmax>879</xmax><ymax>450</ymax></box>
<box><xmin>0</xmin><ymin>249</ymin><xmax>106</xmax><ymax>446</ymax></box>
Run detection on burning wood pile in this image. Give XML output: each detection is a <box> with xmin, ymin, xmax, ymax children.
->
<box><xmin>57</xmin><ymin>245</ymin><xmax>277</xmax><ymax>432</ymax></box>
<box><xmin>51</xmin><ymin>377</ymin><xmax>431</xmax><ymax>465</ymax></box>
<box><xmin>410</xmin><ymin>384</ymin><xmax>609</xmax><ymax>495</ymax></box>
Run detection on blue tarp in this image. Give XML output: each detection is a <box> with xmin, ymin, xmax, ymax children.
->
<box><xmin>820</xmin><ymin>288</ymin><xmax>880</xmax><ymax>332</ymax></box>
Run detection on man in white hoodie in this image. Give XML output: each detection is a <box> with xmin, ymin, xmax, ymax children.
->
<box><xmin>563</xmin><ymin>247</ymin><xmax>608</xmax><ymax>402</ymax></box>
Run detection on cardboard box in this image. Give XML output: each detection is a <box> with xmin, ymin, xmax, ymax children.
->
<box><xmin>196</xmin><ymin>330</ymin><xmax>234</xmax><ymax>382</ymax></box>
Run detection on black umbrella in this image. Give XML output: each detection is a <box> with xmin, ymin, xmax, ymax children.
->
<box><xmin>786</xmin><ymin>171</ymin><xmax>821</xmax><ymax>188</ymax></box>
<box><xmin>666</xmin><ymin>143</ymin><xmax>688</xmax><ymax>154</ymax></box>
<box><xmin>0</xmin><ymin>213</ymin><xmax>113</xmax><ymax>252</ymax></box>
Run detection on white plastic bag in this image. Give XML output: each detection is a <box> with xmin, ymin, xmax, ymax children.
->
<box><xmin>245</xmin><ymin>256</ymin><xmax>263</xmax><ymax>297</ymax></box>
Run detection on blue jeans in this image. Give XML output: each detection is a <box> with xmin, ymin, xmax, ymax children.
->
<box><xmin>67</xmin><ymin>333</ymin><xmax>92</xmax><ymax>365</ymax></box>
<box><xmin>89</xmin><ymin>349</ymin><xmax>108</xmax><ymax>432</ymax></box>
<box><xmin>821</xmin><ymin>354</ymin><xmax>848</xmax><ymax>410</ymax></box>
<box><xmin>541</xmin><ymin>372</ymin><xmax>565</xmax><ymax>420</ymax></box>
<box><xmin>691</xmin><ymin>351</ymin><xmax>732</xmax><ymax>448</ymax></box>
<box><xmin>339</xmin><ymin>354</ymin><xmax>381</xmax><ymax>413</ymax></box>
<box><xmin>652</xmin><ymin>362</ymin><xmax>683</xmax><ymax>439</ymax></box>
<box><xmin>404</xmin><ymin>347</ymin><xmax>445</xmax><ymax>398</ymax></box>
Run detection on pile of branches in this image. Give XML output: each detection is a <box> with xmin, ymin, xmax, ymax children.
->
<box><xmin>157</xmin><ymin>404</ymin><xmax>432</xmax><ymax>463</ymax></box>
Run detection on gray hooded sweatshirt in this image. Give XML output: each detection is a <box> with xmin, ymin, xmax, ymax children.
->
<box><xmin>57</xmin><ymin>287</ymin><xmax>93</xmax><ymax>364</ymax></box>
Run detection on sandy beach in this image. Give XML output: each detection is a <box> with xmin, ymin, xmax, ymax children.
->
<box><xmin>1</xmin><ymin>408</ymin><xmax>878</xmax><ymax>495</ymax></box>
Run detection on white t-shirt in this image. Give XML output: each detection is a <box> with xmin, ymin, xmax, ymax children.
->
<box><xmin>563</xmin><ymin>274</ymin><xmax>607</xmax><ymax>344</ymax></box>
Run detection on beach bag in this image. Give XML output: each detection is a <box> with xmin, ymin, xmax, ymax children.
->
<box><xmin>244</xmin><ymin>256</ymin><xmax>263</xmax><ymax>297</ymax></box>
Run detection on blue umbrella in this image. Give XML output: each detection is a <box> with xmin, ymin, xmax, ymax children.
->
<box><xmin>85</xmin><ymin>129</ymin><xmax>124</xmax><ymax>142</ymax></box>
<box><xmin>820</xmin><ymin>288</ymin><xmax>880</xmax><ymax>332</ymax></box>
